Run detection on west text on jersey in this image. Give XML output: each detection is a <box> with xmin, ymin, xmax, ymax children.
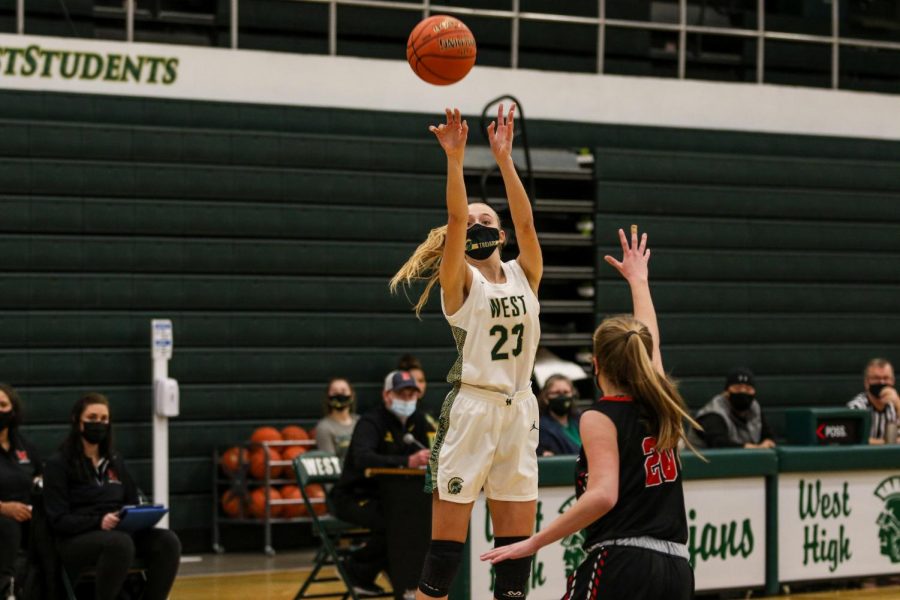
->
<box><xmin>489</xmin><ymin>295</ymin><xmax>528</xmax><ymax>318</ymax></box>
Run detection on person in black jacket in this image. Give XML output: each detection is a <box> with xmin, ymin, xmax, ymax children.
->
<box><xmin>331</xmin><ymin>370</ymin><xmax>434</xmax><ymax>596</ymax></box>
<box><xmin>536</xmin><ymin>374</ymin><xmax>582</xmax><ymax>456</ymax></box>
<box><xmin>0</xmin><ymin>383</ymin><xmax>41</xmax><ymax>596</ymax></box>
<box><xmin>43</xmin><ymin>392</ymin><xmax>181</xmax><ymax>600</ymax></box>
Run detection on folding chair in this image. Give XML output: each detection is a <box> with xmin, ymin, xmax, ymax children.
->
<box><xmin>292</xmin><ymin>451</ymin><xmax>392</xmax><ymax>600</ymax></box>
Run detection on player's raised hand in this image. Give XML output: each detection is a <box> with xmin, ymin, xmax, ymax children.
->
<box><xmin>429</xmin><ymin>108</ymin><xmax>468</xmax><ymax>161</ymax></box>
<box><xmin>604</xmin><ymin>225</ymin><xmax>650</xmax><ymax>285</ymax></box>
<box><xmin>487</xmin><ymin>103</ymin><xmax>515</xmax><ymax>162</ymax></box>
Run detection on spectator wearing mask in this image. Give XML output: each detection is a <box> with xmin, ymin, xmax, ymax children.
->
<box><xmin>314</xmin><ymin>378</ymin><xmax>359</xmax><ymax>462</ymax></box>
<box><xmin>43</xmin><ymin>393</ymin><xmax>181</xmax><ymax>600</ymax></box>
<box><xmin>848</xmin><ymin>358</ymin><xmax>899</xmax><ymax>445</ymax></box>
<box><xmin>690</xmin><ymin>368</ymin><xmax>776</xmax><ymax>449</ymax></box>
<box><xmin>329</xmin><ymin>370</ymin><xmax>434</xmax><ymax>596</ymax></box>
<box><xmin>0</xmin><ymin>383</ymin><xmax>41</xmax><ymax>597</ymax></box>
<box><xmin>536</xmin><ymin>375</ymin><xmax>582</xmax><ymax>456</ymax></box>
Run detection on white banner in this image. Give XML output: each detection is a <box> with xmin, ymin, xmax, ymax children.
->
<box><xmin>778</xmin><ymin>471</ymin><xmax>900</xmax><ymax>582</ymax></box>
<box><xmin>1</xmin><ymin>33</ymin><xmax>900</xmax><ymax>140</ymax></box>
<box><xmin>469</xmin><ymin>478</ymin><xmax>767</xmax><ymax>598</ymax></box>
<box><xmin>686</xmin><ymin>478</ymin><xmax>766</xmax><ymax>591</ymax></box>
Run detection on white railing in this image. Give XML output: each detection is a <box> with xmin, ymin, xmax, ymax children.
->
<box><xmin>14</xmin><ymin>0</ymin><xmax>900</xmax><ymax>90</ymax></box>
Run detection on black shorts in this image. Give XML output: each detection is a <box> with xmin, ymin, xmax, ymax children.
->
<box><xmin>561</xmin><ymin>545</ymin><xmax>694</xmax><ymax>600</ymax></box>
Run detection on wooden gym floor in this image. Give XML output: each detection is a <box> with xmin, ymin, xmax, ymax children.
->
<box><xmin>169</xmin><ymin>553</ymin><xmax>900</xmax><ymax>599</ymax></box>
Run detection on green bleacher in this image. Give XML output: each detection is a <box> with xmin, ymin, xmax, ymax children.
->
<box><xmin>0</xmin><ymin>89</ymin><xmax>898</xmax><ymax>548</ymax></box>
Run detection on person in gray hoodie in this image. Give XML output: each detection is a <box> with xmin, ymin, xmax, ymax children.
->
<box><xmin>690</xmin><ymin>367</ymin><xmax>776</xmax><ymax>449</ymax></box>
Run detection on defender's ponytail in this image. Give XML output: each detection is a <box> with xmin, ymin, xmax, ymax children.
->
<box><xmin>593</xmin><ymin>315</ymin><xmax>701</xmax><ymax>454</ymax></box>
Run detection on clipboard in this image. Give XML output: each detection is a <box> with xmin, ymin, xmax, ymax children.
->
<box><xmin>116</xmin><ymin>504</ymin><xmax>168</xmax><ymax>533</ymax></box>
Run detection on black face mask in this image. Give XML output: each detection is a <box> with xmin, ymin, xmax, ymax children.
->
<box><xmin>869</xmin><ymin>384</ymin><xmax>888</xmax><ymax>399</ymax></box>
<box><xmin>729</xmin><ymin>393</ymin><xmax>755</xmax><ymax>413</ymax></box>
<box><xmin>465</xmin><ymin>224</ymin><xmax>501</xmax><ymax>260</ymax></box>
<box><xmin>328</xmin><ymin>394</ymin><xmax>353</xmax><ymax>409</ymax></box>
<box><xmin>548</xmin><ymin>396</ymin><xmax>573</xmax><ymax>417</ymax></box>
<box><xmin>0</xmin><ymin>410</ymin><xmax>13</xmax><ymax>430</ymax></box>
<box><xmin>82</xmin><ymin>421</ymin><xmax>109</xmax><ymax>445</ymax></box>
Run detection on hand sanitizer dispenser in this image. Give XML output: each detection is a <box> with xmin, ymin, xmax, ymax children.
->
<box><xmin>154</xmin><ymin>377</ymin><xmax>180</xmax><ymax>417</ymax></box>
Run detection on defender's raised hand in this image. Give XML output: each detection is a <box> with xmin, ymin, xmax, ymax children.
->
<box><xmin>429</xmin><ymin>108</ymin><xmax>468</xmax><ymax>161</ymax></box>
<box><xmin>604</xmin><ymin>225</ymin><xmax>650</xmax><ymax>285</ymax></box>
<box><xmin>487</xmin><ymin>102</ymin><xmax>516</xmax><ymax>162</ymax></box>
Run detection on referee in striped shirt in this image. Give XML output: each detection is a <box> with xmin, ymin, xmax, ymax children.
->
<box><xmin>847</xmin><ymin>358</ymin><xmax>899</xmax><ymax>444</ymax></box>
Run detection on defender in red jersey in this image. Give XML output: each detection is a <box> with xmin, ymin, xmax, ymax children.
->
<box><xmin>481</xmin><ymin>225</ymin><xmax>701</xmax><ymax>600</ymax></box>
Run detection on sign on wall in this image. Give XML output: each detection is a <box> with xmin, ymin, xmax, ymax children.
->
<box><xmin>469</xmin><ymin>478</ymin><xmax>766</xmax><ymax>598</ymax></box>
<box><xmin>778</xmin><ymin>471</ymin><xmax>900</xmax><ymax>581</ymax></box>
<box><xmin>1</xmin><ymin>33</ymin><xmax>899</xmax><ymax>141</ymax></box>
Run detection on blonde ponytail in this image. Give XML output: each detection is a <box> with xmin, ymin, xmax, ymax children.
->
<box><xmin>390</xmin><ymin>225</ymin><xmax>448</xmax><ymax>318</ymax></box>
<box><xmin>593</xmin><ymin>315</ymin><xmax>702</xmax><ymax>455</ymax></box>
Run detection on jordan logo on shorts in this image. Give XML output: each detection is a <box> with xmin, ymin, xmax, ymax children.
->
<box><xmin>530</xmin><ymin>421</ymin><xmax>539</xmax><ymax>433</ymax></box>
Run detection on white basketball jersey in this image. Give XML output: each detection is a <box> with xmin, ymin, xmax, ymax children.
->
<box><xmin>440</xmin><ymin>260</ymin><xmax>540</xmax><ymax>396</ymax></box>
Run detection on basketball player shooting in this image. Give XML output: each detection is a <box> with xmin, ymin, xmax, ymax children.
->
<box><xmin>390</xmin><ymin>104</ymin><xmax>543</xmax><ymax>600</ymax></box>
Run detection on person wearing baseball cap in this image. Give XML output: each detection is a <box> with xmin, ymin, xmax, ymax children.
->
<box><xmin>688</xmin><ymin>367</ymin><xmax>776</xmax><ymax>449</ymax></box>
<box><xmin>329</xmin><ymin>370</ymin><xmax>434</xmax><ymax>596</ymax></box>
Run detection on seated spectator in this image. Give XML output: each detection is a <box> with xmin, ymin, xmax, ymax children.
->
<box><xmin>0</xmin><ymin>383</ymin><xmax>41</xmax><ymax>597</ymax></box>
<box><xmin>329</xmin><ymin>370</ymin><xmax>433</xmax><ymax>596</ymax></box>
<box><xmin>398</xmin><ymin>353</ymin><xmax>440</xmax><ymax>432</ymax></box>
<box><xmin>397</xmin><ymin>354</ymin><xmax>428</xmax><ymax>400</ymax></box>
<box><xmin>43</xmin><ymin>393</ymin><xmax>181</xmax><ymax>600</ymax></box>
<box><xmin>848</xmin><ymin>358</ymin><xmax>899</xmax><ymax>445</ymax></box>
<box><xmin>314</xmin><ymin>377</ymin><xmax>360</xmax><ymax>462</ymax></box>
<box><xmin>536</xmin><ymin>374</ymin><xmax>582</xmax><ymax>456</ymax></box>
<box><xmin>690</xmin><ymin>368</ymin><xmax>776</xmax><ymax>449</ymax></box>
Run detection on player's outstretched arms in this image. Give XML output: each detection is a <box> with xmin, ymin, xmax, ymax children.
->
<box><xmin>488</xmin><ymin>103</ymin><xmax>542</xmax><ymax>293</ymax></box>
<box><xmin>430</xmin><ymin>108</ymin><xmax>471</xmax><ymax>314</ymax></box>
<box><xmin>604</xmin><ymin>225</ymin><xmax>664</xmax><ymax>375</ymax></box>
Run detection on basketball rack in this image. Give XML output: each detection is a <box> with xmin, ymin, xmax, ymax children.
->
<box><xmin>212</xmin><ymin>438</ymin><xmax>321</xmax><ymax>556</ymax></box>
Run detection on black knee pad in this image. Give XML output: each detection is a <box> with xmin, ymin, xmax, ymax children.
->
<box><xmin>418</xmin><ymin>539</ymin><xmax>464</xmax><ymax>598</ymax></box>
<box><xmin>493</xmin><ymin>536</ymin><xmax>532</xmax><ymax>600</ymax></box>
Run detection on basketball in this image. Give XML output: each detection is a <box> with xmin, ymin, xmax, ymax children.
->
<box><xmin>220</xmin><ymin>490</ymin><xmax>243</xmax><ymax>518</ymax></box>
<box><xmin>250</xmin><ymin>426</ymin><xmax>282</xmax><ymax>444</ymax></box>
<box><xmin>281</xmin><ymin>425</ymin><xmax>309</xmax><ymax>441</ymax></box>
<box><xmin>282</xmin><ymin>444</ymin><xmax>307</xmax><ymax>464</ymax></box>
<box><xmin>219</xmin><ymin>446</ymin><xmax>248</xmax><ymax>476</ymax></box>
<box><xmin>406</xmin><ymin>15</ymin><xmax>476</xmax><ymax>85</ymax></box>
<box><xmin>248</xmin><ymin>486</ymin><xmax>283</xmax><ymax>519</ymax></box>
<box><xmin>279</xmin><ymin>485</ymin><xmax>304</xmax><ymax>518</ymax></box>
<box><xmin>248</xmin><ymin>446</ymin><xmax>283</xmax><ymax>480</ymax></box>
<box><xmin>297</xmin><ymin>484</ymin><xmax>328</xmax><ymax>517</ymax></box>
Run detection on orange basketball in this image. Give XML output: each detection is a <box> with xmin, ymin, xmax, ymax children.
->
<box><xmin>221</xmin><ymin>490</ymin><xmax>243</xmax><ymax>518</ymax></box>
<box><xmin>248</xmin><ymin>486</ymin><xmax>283</xmax><ymax>519</ymax></box>
<box><xmin>297</xmin><ymin>483</ymin><xmax>328</xmax><ymax>517</ymax></box>
<box><xmin>279</xmin><ymin>485</ymin><xmax>304</xmax><ymax>518</ymax></box>
<box><xmin>250</xmin><ymin>426</ymin><xmax>283</xmax><ymax>444</ymax></box>
<box><xmin>407</xmin><ymin>15</ymin><xmax>476</xmax><ymax>85</ymax></box>
<box><xmin>219</xmin><ymin>446</ymin><xmax>248</xmax><ymax>476</ymax></box>
<box><xmin>282</xmin><ymin>445</ymin><xmax>307</xmax><ymax>464</ymax></box>
<box><xmin>281</xmin><ymin>425</ymin><xmax>309</xmax><ymax>441</ymax></box>
<box><xmin>249</xmin><ymin>446</ymin><xmax>283</xmax><ymax>480</ymax></box>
